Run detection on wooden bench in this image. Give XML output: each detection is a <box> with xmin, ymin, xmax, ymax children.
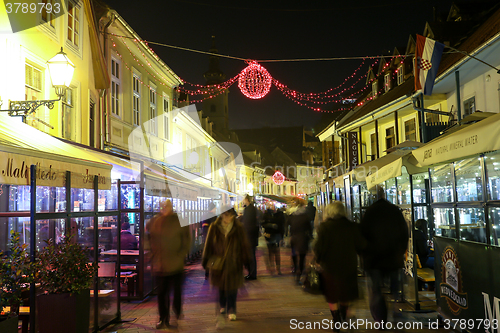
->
<box><xmin>415</xmin><ymin>254</ymin><xmax>435</xmax><ymax>291</ymax></box>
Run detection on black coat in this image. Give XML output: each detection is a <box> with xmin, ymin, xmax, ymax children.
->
<box><xmin>360</xmin><ymin>199</ymin><xmax>409</xmax><ymax>271</ymax></box>
<box><xmin>414</xmin><ymin>229</ymin><xmax>429</xmax><ymax>267</ymax></box>
<box><xmin>289</xmin><ymin>208</ymin><xmax>313</xmax><ymax>255</ymax></box>
<box><xmin>314</xmin><ymin>217</ymin><xmax>366</xmax><ymax>302</ymax></box>
<box><xmin>242</xmin><ymin>203</ymin><xmax>259</xmax><ymax>247</ymax></box>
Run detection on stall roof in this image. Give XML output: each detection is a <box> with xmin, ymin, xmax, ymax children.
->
<box><xmin>0</xmin><ymin>115</ymin><xmax>111</xmax><ymax>189</ymax></box>
<box><xmin>411</xmin><ymin>111</ymin><xmax>500</xmax><ymax>167</ymax></box>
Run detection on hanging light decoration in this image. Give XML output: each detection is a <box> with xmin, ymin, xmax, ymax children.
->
<box><xmin>238</xmin><ymin>61</ymin><xmax>272</xmax><ymax>99</ymax></box>
<box><xmin>272</xmin><ymin>171</ymin><xmax>285</xmax><ymax>185</ymax></box>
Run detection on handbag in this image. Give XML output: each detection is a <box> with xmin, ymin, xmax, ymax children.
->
<box><xmin>301</xmin><ymin>262</ymin><xmax>323</xmax><ymax>295</ymax></box>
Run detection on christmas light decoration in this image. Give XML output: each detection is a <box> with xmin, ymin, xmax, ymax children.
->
<box><xmin>272</xmin><ymin>171</ymin><xmax>285</xmax><ymax>185</ymax></box>
<box><xmin>238</xmin><ymin>61</ymin><xmax>272</xmax><ymax>99</ymax></box>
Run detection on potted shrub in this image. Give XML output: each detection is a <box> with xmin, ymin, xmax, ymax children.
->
<box><xmin>37</xmin><ymin>235</ymin><xmax>97</xmax><ymax>333</ymax></box>
<box><xmin>0</xmin><ymin>231</ymin><xmax>38</xmax><ymax>333</ymax></box>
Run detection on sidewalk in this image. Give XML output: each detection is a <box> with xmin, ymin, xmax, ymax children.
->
<box><xmin>102</xmin><ymin>239</ymin><xmax>447</xmax><ymax>333</ymax></box>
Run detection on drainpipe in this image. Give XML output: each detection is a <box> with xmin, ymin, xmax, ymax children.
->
<box><xmin>455</xmin><ymin>71</ymin><xmax>462</xmax><ymax>122</ymax></box>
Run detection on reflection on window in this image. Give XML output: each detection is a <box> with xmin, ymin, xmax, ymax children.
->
<box><xmin>458</xmin><ymin>207</ymin><xmax>486</xmax><ymax>244</ymax></box>
<box><xmin>431</xmin><ymin>164</ymin><xmax>454</xmax><ymax>203</ymax></box>
<box><xmin>37</xmin><ymin>186</ymin><xmax>67</xmax><ymax>213</ymax></box>
<box><xmin>455</xmin><ymin>158</ymin><xmax>482</xmax><ymax>201</ymax></box>
<box><xmin>488</xmin><ymin>207</ymin><xmax>500</xmax><ymax>246</ymax></box>
<box><xmin>412</xmin><ymin>174</ymin><xmax>428</xmax><ymax>204</ymax></box>
<box><xmin>485</xmin><ymin>152</ymin><xmax>500</xmax><ymax>200</ymax></box>
<box><xmin>397</xmin><ymin>172</ymin><xmax>410</xmax><ymax>205</ymax></box>
<box><xmin>433</xmin><ymin>207</ymin><xmax>456</xmax><ymax>238</ymax></box>
<box><xmin>71</xmin><ymin>188</ymin><xmax>94</xmax><ymax>212</ymax></box>
<box><xmin>385</xmin><ymin>178</ymin><xmax>397</xmax><ymax>204</ymax></box>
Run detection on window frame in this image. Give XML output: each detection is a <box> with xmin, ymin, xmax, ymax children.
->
<box><xmin>149</xmin><ymin>83</ymin><xmax>157</xmax><ymax>136</ymax></box>
<box><xmin>66</xmin><ymin>0</ymin><xmax>81</xmax><ymax>49</ymax></box>
<box><xmin>385</xmin><ymin>126</ymin><xmax>395</xmax><ymax>150</ymax></box>
<box><xmin>404</xmin><ymin>118</ymin><xmax>417</xmax><ymax>141</ymax></box>
<box><xmin>397</xmin><ymin>65</ymin><xmax>404</xmax><ymax>85</ymax></box>
<box><xmin>110</xmin><ymin>56</ymin><xmax>121</xmax><ymax>117</ymax></box>
<box><xmin>163</xmin><ymin>94</ymin><xmax>170</xmax><ymax>141</ymax></box>
<box><xmin>463</xmin><ymin>96</ymin><xmax>476</xmax><ymax>117</ymax></box>
<box><xmin>372</xmin><ymin>81</ymin><xmax>378</xmax><ymax>99</ymax></box>
<box><xmin>132</xmin><ymin>72</ymin><xmax>141</xmax><ymax>126</ymax></box>
<box><xmin>384</xmin><ymin>72</ymin><xmax>391</xmax><ymax>92</ymax></box>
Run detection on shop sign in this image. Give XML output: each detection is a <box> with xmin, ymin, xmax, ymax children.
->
<box><xmin>0</xmin><ymin>151</ymin><xmax>111</xmax><ymax>190</ymax></box>
<box><xmin>440</xmin><ymin>246</ymin><xmax>469</xmax><ymax>314</ymax></box>
<box><xmin>348</xmin><ymin>132</ymin><xmax>359</xmax><ymax>170</ymax></box>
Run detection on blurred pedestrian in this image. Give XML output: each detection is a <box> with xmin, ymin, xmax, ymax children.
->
<box><xmin>360</xmin><ymin>186</ymin><xmax>408</xmax><ymax>324</ymax></box>
<box><xmin>289</xmin><ymin>198</ymin><xmax>313</xmax><ymax>281</ymax></box>
<box><xmin>146</xmin><ymin>199</ymin><xmax>191</xmax><ymax>329</ymax></box>
<box><xmin>202</xmin><ymin>205</ymin><xmax>251</xmax><ymax>328</ymax></box>
<box><xmin>113</xmin><ymin>221</ymin><xmax>138</xmax><ymax>250</ymax></box>
<box><xmin>241</xmin><ymin>195</ymin><xmax>259</xmax><ymax>280</ymax></box>
<box><xmin>306</xmin><ymin>200</ymin><xmax>317</xmax><ymax>231</ymax></box>
<box><xmin>201</xmin><ymin>202</ymin><xmax>217</xmax><ymax>279</ymax></box>
<box><xmin>262</xmin><ymin>208</ymin><xmax>285</xmax><ymax>275</ymax></box>
<box><xmin>314</xmin><ymin>201</ymin><xmax>366</xmax><ymax>331</ymax></box>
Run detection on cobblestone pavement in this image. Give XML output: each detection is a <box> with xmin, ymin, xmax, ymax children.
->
<box><xmin>102</xmin><ymin>238</ymin><xmax>450</xmax><ymax>333</ymax></box>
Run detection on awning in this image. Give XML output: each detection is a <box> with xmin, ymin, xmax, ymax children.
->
<box><xmin>354</xmin><ymin>150</ymin><xmax>427</xmax><ymax>189</ymax></box>
<box><xmin>0</xmin><ymin>115</ymin><xmax>111</xmax><ymax>189</ymax></box>
<box><xmin>412</xmin><ymin>112</ymin><xmax>500</xmax><ymax>167</ymax></box>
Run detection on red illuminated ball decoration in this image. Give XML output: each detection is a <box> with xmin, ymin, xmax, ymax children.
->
<box><xmin>238</xmin><ymin>61</ymin><xmax>272</xmax><ymax>99</ymax></box>
<box><xmin>272</xmin><ymin>171</ymin><xmax>285</xmax><ymax>185</ymax></box>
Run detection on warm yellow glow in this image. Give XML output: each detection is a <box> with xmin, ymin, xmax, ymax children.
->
<box><xmin>248</xmin><ymin>183</ymin><xmax>253</xmax><ymax>189</ymax></box>
<box><xmin>46</xmin><ymin>48</ymin><xmax>75</xmax><ymax>89</ymax></box>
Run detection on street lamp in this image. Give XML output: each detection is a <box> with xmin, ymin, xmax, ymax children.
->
<box><xmin>0</xmin><ymin>47</ymin><xmax>75</xmax><ymax>117</ymax></box>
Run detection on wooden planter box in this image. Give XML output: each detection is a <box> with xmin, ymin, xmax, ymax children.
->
<box><xmin>0</xmin><ymin>316</ymin><xmax>19</xmax><ymax>333</ymax></box>
<box><xmin>37</xmin><ymin>291</ymin><xmax>90</xmax><ymax>333</ymax></box>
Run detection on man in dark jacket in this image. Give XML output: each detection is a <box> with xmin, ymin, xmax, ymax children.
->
<box><xmin>114</xmin><ymin>222</ymin><xmax>138</xmax><ymax>250</ymax></box>
<box><xmin>360</xmin><ymin>185</ymin><xmax>408</xmax><ymax>324</ymax></box>
<box><xmin>241</xmin><ymin>195</ymin><xmax>258</xmax><ymax>280</ymax></box>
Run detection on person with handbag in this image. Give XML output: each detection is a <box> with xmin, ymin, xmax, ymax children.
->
<box><xmin>202</xmin><ymin>205</ymin><xmax>251</xmax><ymax>329</ymax></box>
<box><xmin>313</xmin><ymin>201</ymin><xmax>366</xmax><ymax>332</ymax></box>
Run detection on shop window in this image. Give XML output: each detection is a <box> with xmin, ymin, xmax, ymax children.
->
<box><xmin>149</xmin><ymin>84</ymin><xmax>157</xmax><ymax>135</ymax></box>
<box><xmin>412</xmin><ymin>173</ymin><xmax>428</xmax><ymax>204</ymax></box>
<box><xmin>384</xmin><ymin>73</ymin><xmax>391</xmax><ymax>92</ymax></box>
<box><xmin>67</xmin><ymin>0</ymin><xmax>80</xmax><ymax>48</ymax></box>
<box><xmin>397</xmin><ymin>172</ymin><xmax>411</xmax><ymax>205</ymax></box>
<box><xmin>404</xmin><ymin>119</ymin><xmax>416</xmax><ymax>141</ymax></box>
<box><xmin>455</xmin><ymin>157</ymin><xmax>483</xmax><ymax>202</ymax></box>
<box><xmin>485</xmin><ymin>152</ymin><xmax>500</xmax><ymax>200</ymax></box>
<box><xmin>487</xmin><ymin>207</ymin><xmax>500</xmax><ymax>246</ymax></box>
<box><xmin>458</xmin><ymin>207</ymin><xmax>486</xmax><ymax>244</ymax></box>
<box><xmin>397</xmin><ymin>65</ymin><xmax>404</xmax><ymax>85</ymax></box>
<box><xmin>463</xmin><ymin>96</ymin><xmax>475</xmax><ymax>117</ymax></box>
<box><xmin>430</xmin><ymin>164</ymin><xmax>454</xmax><ymax>203</ymax></box>
<box><xmin>433</xmin><ymin>207</ymin><xmax>456</xmax><ymax>239</ymax></box>
<box><xmin>71</xmin><ymin>188</ymin><xmax>94</xmax><ymax>212</ymax></box>
<box><xmin>385</xmin><ymin>178</ymin><xmax>397</xmax><ymax>204</ymax></box>
<box><xmin>385</xmin><ymin>127</ymin><xmax>395</xmax><ymax>150</ymax></box>
<box><xmin>132</xmin><ymin>73</ymin><xmax>141</xmax><ymax>126</ymax></box>
<box><xmin>110</xmin><ymin>58</ymin><xmax>120</xmax><ymax>116</ymax></box>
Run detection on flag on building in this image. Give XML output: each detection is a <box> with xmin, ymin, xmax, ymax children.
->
<box><xmin>415</xmin><ymin>34</ymin><xmax>445</xmax><ymax>95</ymax></box>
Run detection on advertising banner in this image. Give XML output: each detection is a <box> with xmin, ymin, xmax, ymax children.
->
<box><xmin>435</xmin><ymin>237</ymin><xmax>500</xmax><ymax>332</ymax></box>
<box><xmin>348</xmin><ymin>132</ymin><xmax>359</xmax><ymax>170</ymax></box>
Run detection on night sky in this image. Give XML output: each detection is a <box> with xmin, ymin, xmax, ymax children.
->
<box><xmin>100</xmin><ymin>0</ymin><xmax>462</xmax><ymax>130</ymax></box>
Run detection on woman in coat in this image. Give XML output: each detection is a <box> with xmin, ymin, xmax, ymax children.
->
<box><xmin>289</xmin><ymin>198</ymin><xmax>313</xmax><ymax>281</ymax></box>
<box><xmin>314</xmin><ymin>201</ymin><xmax>367</xmax><ymax>332</ymax></box>
<box><xmin>202</xmin><ymin>206</ymin><xmax>251</xmax><ymax>328</ymax></box>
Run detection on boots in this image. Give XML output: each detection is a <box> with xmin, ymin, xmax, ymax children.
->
<box><xmin>330</xmin><ymin>310</ymin><xmax>341</xmax><ymax>332</ymax></box>
<box><xmin>276</xmin><ymin>264</ymin><xmax>282</xmax><ymax>275</ymax></box>
<box><xmin>339</xmin><ymin>304</ymin><xmax>348</xmax><ymax>322</ymax></box>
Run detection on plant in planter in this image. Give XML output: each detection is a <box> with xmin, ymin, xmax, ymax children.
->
<box><xmin>0</xmin><ymin>231</ymin><xmax>38</xmax><ymax>333</ymax></box>
<box><xmin>37</xmin><ymin>235</ymin><xmax>97</xmax><ymax>333</ymax></box>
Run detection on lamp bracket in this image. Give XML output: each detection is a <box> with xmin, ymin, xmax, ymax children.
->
<box><xmin>0</xmin><ymin>97</ymin><xmax>62</xmax><ymax>117</ymax></box>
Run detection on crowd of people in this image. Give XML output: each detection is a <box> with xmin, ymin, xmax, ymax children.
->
<box><xmin>146</xmin><ymin>188</ymin><xmax>420</xmax><ymax>331</ymax></box>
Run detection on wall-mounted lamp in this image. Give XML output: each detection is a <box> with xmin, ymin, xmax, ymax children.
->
<box><xmin>0</xmin><ymin>48</ymin><xmax>75</xmax><ymax>117</ymax></box>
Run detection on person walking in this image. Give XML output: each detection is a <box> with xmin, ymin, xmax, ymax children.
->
<box><xmin>261</xmin><ymin>208</ymin><xmax>285</xmax><ymax>275</ymax></box>
<box><xmin>289</xmin><ymin>198</ymin><xmax>313</xmax><ymax>281</ymax></box>
<box><xmin>305</xmin><ymin>201</ymin><xmax>317</xmax><ymax>231</ymax></box>
<box><xmin>202</xmin><ymin>205</ymin><xmax>251</xmax><ymax>329</ymax></box>
<box><xmin>360</xmin><ymin>186</ymin><xmax>409</xmax><ymax>324</ymax></box>
<box><xmin>314</xmin><ymin>201</ymin><xmax>366</xmax><ymax>331</ymax></box>
<box><xmin>241</xmin><ymin>195</ymin><xmax>259</xmax><ymax>280</ymax></box>
<box><xmin>201</xmin><ymin>202</ymin><xmax>217</xmax><ymax>279</ymax></box>
<box><xmin>146</xmin><ymin>199</ymin><xmax>191</xmax><ymax>330</ymax></box>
